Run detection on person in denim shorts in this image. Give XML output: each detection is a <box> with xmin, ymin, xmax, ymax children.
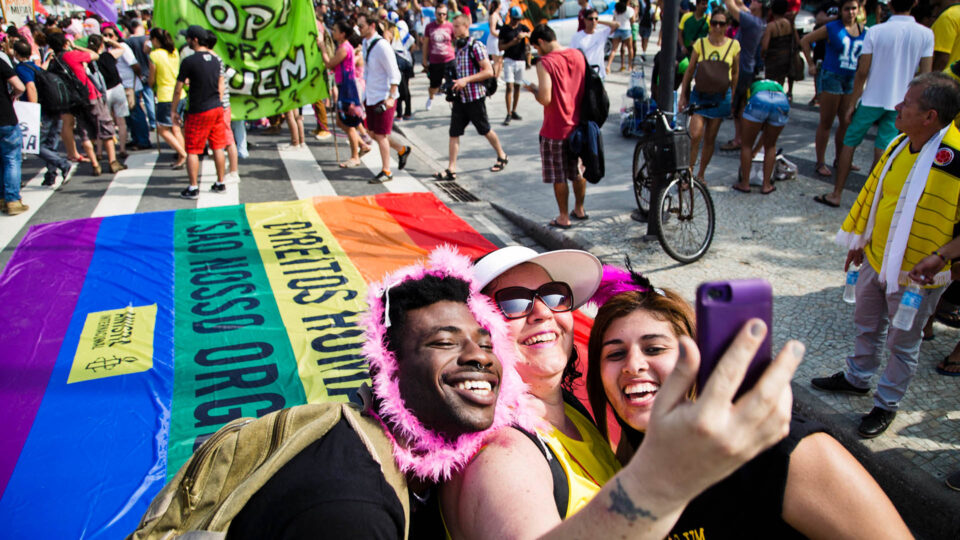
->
<box><xmin>678</xmin><ymin>8</ymin><xmax>739</xmax><ymax>184</ymax></box>
<box><xmin>732</xmin><ymin>79</ymin><xmax>789</xmax><ymax>194</ymax></box>
<box><xmin>800</xmin><ymin>0</ymin><xmax>865</xmax><ymax>177</ymax></box>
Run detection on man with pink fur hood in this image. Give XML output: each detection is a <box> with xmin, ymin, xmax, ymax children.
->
<box><xmin>194</xmin><ymin>246</ymin><xmax>533</xmax><ymax>538</ymax></box>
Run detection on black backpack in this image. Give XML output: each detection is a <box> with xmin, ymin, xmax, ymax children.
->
<box><xmin>43</xmin><ymin>57</ymin><xmax>87</xmax><ymax>113</ymax></box>
<box><xmin>468</xmin><ymin>39</ymin><xmax>497</xmax><ymax>97</ymax></box>
<box><xmin>576</xmin><ymin>50</ymin><xmax>608</xmax><ymax>127</ymax></box>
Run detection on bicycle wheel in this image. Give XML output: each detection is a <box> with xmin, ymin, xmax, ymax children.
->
<box><xmin>632</xmin><ymin>140</ymin><xmax>644</xmax><ymax>179</ymax></box>
<box><xmin>633</xmin><ymin>165</ymin><xmax>651</xmax><ymax>217</ymax></box>
<box><xmin>655</xmin><ymin>171</ymin><xmax>715</xmax><ymax>264</ymax></box>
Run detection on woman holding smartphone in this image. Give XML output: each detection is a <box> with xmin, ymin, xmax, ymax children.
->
<box><xmin>584</xmin><ymin>264</ymin><xmax>911</xmax><ymax>539</ymax></box>
<box><xmin>440</xmin><ymin>246</ymin><xmax>805</xmax><ymax>539</ymax></box>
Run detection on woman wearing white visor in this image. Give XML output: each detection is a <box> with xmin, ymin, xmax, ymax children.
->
<box><xmin>440</xmin><ymin>246</ymin><xmax>806</xmax><ymax>539</ymax></box>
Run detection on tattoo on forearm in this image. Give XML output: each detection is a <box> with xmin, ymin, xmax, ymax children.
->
<box><xmin>608</xmin><ymin>479</ymin><xmax>657</xmax><ymax>522</ymax></box>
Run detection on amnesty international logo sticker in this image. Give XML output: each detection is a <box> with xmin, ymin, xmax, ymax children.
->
<box><xmin>68</xmin><ymin>304</ymin><xmax>157</xmax><ymax>384</ymax></box>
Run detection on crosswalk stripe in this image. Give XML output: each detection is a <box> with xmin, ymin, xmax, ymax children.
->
<box><xmin>196</xmin><ymin>155</ymin><xmax>238</xmax><ymax>208</ymax></box>
<box><xmin>360</xmin><ymin>146</ymin><xmax>428</xmax><ymax>193</ymax></box>
<box><xmin>1</xmin><ymin>169</ymin><xmax>50</xmax><ymax>252</ymax></box>
<box><xmin>91</xmin><ymin>152</ymin><xmax>159</xmax><ymax>217</ymax></box>
<box><xmin>278</xmin><ymin>143</ymin><xmax>336</xmax><ymax>198</ymax></box>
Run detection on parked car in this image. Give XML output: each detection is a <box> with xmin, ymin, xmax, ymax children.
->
<box><xmin>469</xmin><ymin>0</ymin><xmax>615</xmax><ymax>48</ymax></box>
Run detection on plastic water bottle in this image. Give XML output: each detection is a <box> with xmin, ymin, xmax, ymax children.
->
<box><xmin>843</xmin><ymin>264</ymin><xmax>860</xmax><ymax>304</ymax></box>
<box><xmin>891</xmin><ymin>283</ymin><xmax>923</xmax><ymax>330</ymax></box>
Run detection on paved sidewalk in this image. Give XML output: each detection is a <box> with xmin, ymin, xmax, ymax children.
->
<box><xmin>398</xmin><ymin>45</ymin><xmax>960</xmax><ymax>537</ymax></box>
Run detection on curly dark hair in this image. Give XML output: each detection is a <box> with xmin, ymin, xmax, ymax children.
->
<box><xmin>383</xmin><ymin>274</ymin><xmax>471</xmax><ymax>356</ymax></box>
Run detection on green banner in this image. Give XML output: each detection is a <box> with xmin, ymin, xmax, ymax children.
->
<box><xmin>170</xmin><ymin>205</ymin><xmax>306</xmax><ymax>478</ymax></box>
<box><xmin>155</xmin><ymin>0</ymin><xmax>328</xmax><ymax>120</ymax></box>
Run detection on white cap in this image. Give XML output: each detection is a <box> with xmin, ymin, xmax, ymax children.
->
<box><xmin>473</xmin><ymin>246</ymin><xmax>603</xmax><ymax>309</ymax></box>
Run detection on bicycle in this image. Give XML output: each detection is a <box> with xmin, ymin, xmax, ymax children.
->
<box><xmin>631</xmin><ymin>103</ymin><xmax>715</xmax><ymax>264</ymax></box>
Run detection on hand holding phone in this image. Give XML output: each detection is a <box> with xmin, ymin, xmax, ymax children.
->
<box><xmin>695</xmin><ymin>279</ymin><xmax>773</xmax><ymax>399</ymax></box>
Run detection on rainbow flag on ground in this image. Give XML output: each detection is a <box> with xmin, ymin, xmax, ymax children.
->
<box><xmin>0</xmin><ymin>193</ymin><xmax>497</xmax><ymax>538</ymax></box>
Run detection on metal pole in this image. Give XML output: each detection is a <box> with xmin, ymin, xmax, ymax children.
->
<box><xmin>647</xmin><ymin>0</ymin><xmax>680</xmax><ymax>238</ymax></box>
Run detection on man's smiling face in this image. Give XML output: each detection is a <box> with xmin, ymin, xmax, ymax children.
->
<box><xmin>395</xmin><ymin>301</ymin><xmax>502</xmax><ymax>440</ymax></box>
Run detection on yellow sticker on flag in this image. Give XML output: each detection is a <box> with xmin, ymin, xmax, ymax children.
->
<box><xmin>68</xmin><ymin>304</ymin><xmax>156</xmax><ymax>383</ymax></box>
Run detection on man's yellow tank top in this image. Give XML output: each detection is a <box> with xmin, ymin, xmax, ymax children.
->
<box><xmin>536</xmin><ymin>403</ymin><xmax>621</xmax><ymax>517</ymax></box>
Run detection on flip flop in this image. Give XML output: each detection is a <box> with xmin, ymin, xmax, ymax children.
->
<box><xmin>935</xmin><ymin>310</ymin><xmax>960</xmax><ymax>329</ymax></box>
<box><xmin>815</xmin><ymin>163</ymin><xmax>832</xmax><ymax>177</ymax></box>
<box><xmin>549</xmin><ymin>219</ymin><xmax>571</xmax><ymax>229</ymax></box>
<box><xmin>339</xmin><ymin>159</ymin><xmax>362</xmax><ymax>168</ymax></box>
<box><xmin>569</xmin><ymin>211</ymin><xmax>589</xmax><ymax>221</ymax></box>
<box><xmin>761</xmin><ymin>186</ymin><xmax>776</xmax><ymax>195</ymax></box>
<box><xmin>720</xmin><ymin>140</ymin><xmax>740</xmax><ymax>151</ymax></box>
<box><xmin>936</xmin><ymin>356</ymin><xmax>960</xmax><ymax>377</ymax></box>
<box><xmin>731</xmin><ymin>184</ymin><xmax>751</xmax><ymax>193</ymax></box>
<box><xmin>813</xmin><ymin>194</ymin><xmax>840</xmax><ymax>208</ymax></box>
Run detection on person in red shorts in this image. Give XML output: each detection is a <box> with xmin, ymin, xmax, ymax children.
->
<box><xmin>171</xmin><ymin>26</ymin><xmax>226</xmax><ymax>199</ymax></box>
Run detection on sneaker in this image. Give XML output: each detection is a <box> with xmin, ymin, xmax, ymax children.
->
<box><xmin>210</xmin><ymin>182</ymin><xmax>226</xmax><ymax>193</ymax></box>
<box><xmin>224</xmin><ymin>171</ymin><xmax>241</xmax><ymax>183</ymax></box>
<box><xmin>858</xmin><ymin>407</ymin><xmax>896</xmax><ymax>438</ymax></box>
<box><xmin>42</xmin><ymin>173</ymin><xmax>56</xmax><ymax>186</ymax></box>
<box><xmin>424</xmin><ymin>98</ymin><xmax>433</xmax><ymax>111</ymax></box>
<box><xmin>811</xmin><ymin>372</ymin><xmax>870</xmax><ymax>396</ymax></box>
<box><xmin>368</xmin><ymin>170</ymin><xmax>394</xmax><ymax>184</ymax></box>
<box><xmin>109</xmin><ymin>160</ymin><xmax>127</xmax><ymax>173</ymax></box>
<box><xmin>3</xmin><ymin>199</ymin><xmax>29</xmax><ymax>215</ymax></box>
<box><xmin>397</xmin><ymin>146</ymin><xmax>412</xmax><ymax>170</ymax></box>
<box><xmin>503</xmin><ymin>115</ymin><xmax>511</xmax><ymax>126</ymax></box>
<box><xmin>314</xmin><ymin>130</ymin><xmax>332</xmax><ymax>140</ymax></box>
<box><xmin>510</xmin><ymin>111</ymin><xmax>522</xmax><ymax>120</ymax></box>
<box><xmin>180</xmin><ymin>187</ymin><xmax>199</xmax><ymax>200</ymax></box>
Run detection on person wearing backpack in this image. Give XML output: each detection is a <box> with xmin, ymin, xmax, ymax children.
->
<box><xmin>130</xmin><ymin>247</ymin><xmax>535</xmax><ymax>539</ymax></box>
<box><xmin>12</xmin><ymin>39</ymin><xmax>71</xmax><ymax>187</ymax></box>
<box><xmin>525</xmin><ymin>24</ymin><xmax>589</xmax><ymax>229</ymax></box>
<box><xmin>432</xmin><ymin>15</ymin><xmax>508</xmax><ymax>181</ymax></box>
<box><xmin>678</xmin><ymin>7</ymin><xmax>740</xmax><ymax>186</ymax></box>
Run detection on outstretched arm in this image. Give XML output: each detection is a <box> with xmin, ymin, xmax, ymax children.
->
<box><xmin>443</xmin><ymin>320</ymin><xmax>803</xmax><ymax>540</ymax></box>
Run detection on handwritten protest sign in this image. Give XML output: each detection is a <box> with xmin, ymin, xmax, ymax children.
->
<box><xmin>155</xmin><ymin>0</ymin><xmax>328</xmax><ymax>120</ymax></box>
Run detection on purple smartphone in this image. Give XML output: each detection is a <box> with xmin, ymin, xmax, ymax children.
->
<box><xmin>695</xmin><ymin>279</ymin><xmax>773</xmax><ymax>399</ymax></box>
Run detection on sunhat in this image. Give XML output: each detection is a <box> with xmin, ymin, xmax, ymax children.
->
<box><xmin>473</xmin><ymin>246</ymin><xmax>603</xmax><ymax>310</ymax></box>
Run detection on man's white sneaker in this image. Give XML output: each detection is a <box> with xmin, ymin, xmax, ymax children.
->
<box><xmin>424</xmin><ymin>98</ymin><xmax>433</xmax><ymax>111</ymax></box>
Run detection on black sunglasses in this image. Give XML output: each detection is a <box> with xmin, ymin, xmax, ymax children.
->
<box><xmin>587</xmin><ymin>17</ymin><xmax>599</xmax><ymax>21</ymax></box>
<box><xmin>494</xmin><ymin>281</ymin><xmax>574</xmax><ymax>319</ymax></box>
<box><xmin>711</xmin><ymin>20</ymin><xmax>728</xmax><ymax>26</ymax></box>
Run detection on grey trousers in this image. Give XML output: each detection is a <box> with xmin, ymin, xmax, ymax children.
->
<box><xmin>845</xmin><ymin>263</ymin><xmax>945</xmax><ymax>411</ymax></box>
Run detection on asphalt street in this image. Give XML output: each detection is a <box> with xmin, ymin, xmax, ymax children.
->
<box><xmin>2</xmin><ymin>40</ymin><xmax>959</xmax><ymax>537</ymax></box>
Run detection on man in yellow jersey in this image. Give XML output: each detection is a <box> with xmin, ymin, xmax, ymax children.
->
<box><xmin>813</xmin><ymin>73</ymin><xmax>960</xmax><ymax>438</ymax></box>
<box><xmin>678</xmin><ymin>0</ymin><xmax>710</xmax><ymax>58</ymax></box>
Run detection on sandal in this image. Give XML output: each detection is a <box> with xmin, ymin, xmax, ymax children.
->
<box><xmin>731</xmin><ymin>183</ymin><xmax>751</xmax><ymax>193</ymax></box>
<box><xmin>548</xmin><ymin>219</ymin><xmax>571</xmax><ymax>229</ymax></box>
<box><xmin>935</xmin><ymin>309</ymin><xmax>960</xmax><ymax>329</ymax></box>
<box><xmin>719</xmin><ymin>140</ymin><xmax>740</xmax><ymax>151</ymax></box>
<box><xmin>833</xmin><ymin>159</ymin><xmax>860</xmax><ymax>172</ymax></box>
<box><xmin>490</xmin><ymin>155</ymin><xmax>508</xmax><ymax>172</ymax></box>
<box><xmin>813</xmin><ymin>194</ymin><xmax>840</xmax><ymax>208</ymax></box>
<box><xmin>433</xmin><ymin>169</ymin><xmax>457</xmax><ymax>181</ymax></box>
<box><xmin>359</xmin><ymin>145</ymin><xmax>372</xmax><ymax>157</ymax></box>
<box><xmin>339</xmin><ymin>159</ymin><xmax>363</xmax><ymax>168</ymax></box>
<box><xmin>936</xmin><ymin>356</ymin><xmax>960</xmax><ymax>377</ymax></box>
<box><xmin>815</xmin><ymin>162</ymin><xmax>832</xmax><ymax>177</ymax></box>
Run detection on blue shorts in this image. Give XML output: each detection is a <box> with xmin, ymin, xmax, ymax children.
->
<box><xmin>156</xmin><ymin>102</ymin><xmax>173</xmax><ymax>127</ymax></box>
<box><xmin>743</xmin><ymin>90</ymin><xmax>790</xmax><ymax>127</ymax></box>
<box><xmin>820</xmin><ymin>69</ymin><xmax>854</xmax><ymax>95</ymax></box>
<box><xmin>612</xmin><ymin>28</ymin><xmax>632</xmax><ymax>40</ymax></box>
<box><xmin>690</xmin><ymin>88</ymin><xmax>731</xmax><ymax>119</ymax></box>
